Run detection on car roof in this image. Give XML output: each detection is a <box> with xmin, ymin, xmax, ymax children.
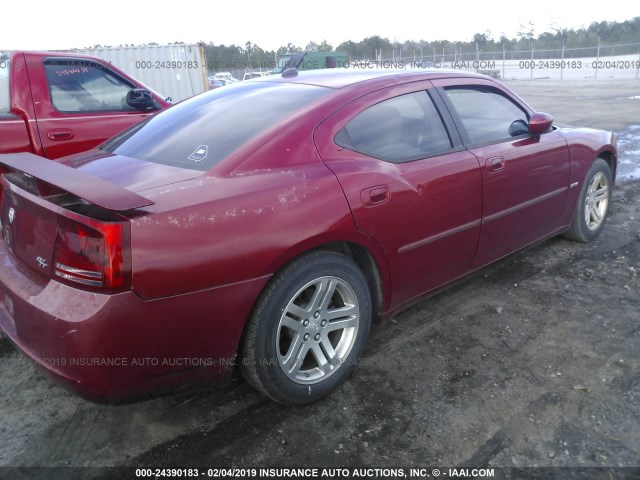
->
<box><xmin>255</xmin><ymin>68</ymin><xmax>492</xmax><ymax>89</ymax></box>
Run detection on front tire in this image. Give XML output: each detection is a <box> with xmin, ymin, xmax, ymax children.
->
<box><xmin>240</xmin><ymin>251</ymin><xmax>372</xmax><ymax>405</ymax></box>
<box><xmin>564</xmin><ymin>158</ymin><xmax>612</xmax><ymax>242</ymax></box>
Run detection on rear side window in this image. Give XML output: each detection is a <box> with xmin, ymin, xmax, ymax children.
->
<box><xmin>335</xmin><ymin>91</ymin><xmax>452</xmax><ymax>163</ymax></box>
<box><xmin>444</xmin><ymin>87</ymin><xmax>528</xmax><ymax>145</ymax></box>
<box><xmin>0</xmin><ymin>52</ymin><xmax>10</xmax><ymax>113</ymax></box>
<box><xmin>44</xmin><ymin>59</ymin><xmax>136</xmax><ymax>113</ymax></box>
<box><xmin>103</xmin><ymin>82</ymin><xmax>330</xmax><ymax>171</ymax></box>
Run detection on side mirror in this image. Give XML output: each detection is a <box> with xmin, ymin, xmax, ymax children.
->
<box><xmin>126</xmin><ymin>89</ymin><xmax>157</xmax><ymax>110</ymax></box>
<box><xmin>529</xmin><ymin>112</ymin><xmax>553</xmax><ymax>135</ymax></box>
<box><xmin>508</xmin><ymin>119</ymin><xmax>529</xmax><ymax>136</ymax></box>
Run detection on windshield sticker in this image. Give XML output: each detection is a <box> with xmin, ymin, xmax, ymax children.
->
<box><xmin>54</xmin><ymin>67</ymin><xmax>89</xmax><ymax>77</ymax></box>
<box><xmin>188</xmin><ymin>145</ymin><xmax>209</xmax><ymax>163</ymax></box>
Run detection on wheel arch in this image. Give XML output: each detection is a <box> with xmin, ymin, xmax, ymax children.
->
<box><xmin>266</xmin><ymin>236</ymin><xmax>390</xmax><ymax>322</ymax></box>
<box><xmin>310</xmin><ymin>241</ymin><xmax>385</xmax><ymax>324</ymax></box>
<box><xmin>234</xmin><ymin>236</ymin><xmax>391</xmax><ymax>365</ymax></box>
<box><xmin>248</xmin><ymin>235</ymin><xmax>388</xmax><ymax>328</ymax></box>
<box><xmin>596</xmin><ymin>148</ymin><xmax>617</xmax><ymax>182</ymax></box>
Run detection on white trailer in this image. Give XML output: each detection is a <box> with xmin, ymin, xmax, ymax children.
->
<box><xmin>72</xmin><ymin>44</ymin><xmax>208</xmax><ymax>103</ymax></box>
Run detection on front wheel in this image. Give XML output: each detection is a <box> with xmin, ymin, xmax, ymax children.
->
<box><xmin>240</xmin><ymin>251</ymin><xmax>372</xmax><ymax>405</ymax></box>
<box><xmin>564</xmin><ymin>158</ymin><xmax>613</xmax><ymax>242</ymax></box>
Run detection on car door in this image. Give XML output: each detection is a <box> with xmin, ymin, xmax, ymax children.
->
<box><xmin>25</xmin><ymin>54</ymin><xmax>160</xmax><ymax>159</ymax></box>
<box><xmin>315</xmin><ymin>82</ymin><xmax>483</xmax><ymax>308</ymax></box>
<box><xmin>433</xmin><ymin>78</ymin><xmax>571</xmax><ymax>267</ymax></box>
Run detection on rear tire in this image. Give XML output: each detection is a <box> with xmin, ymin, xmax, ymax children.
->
<box><xmin>564</xmin><ymin>158</ymin><xmax>612</xmax><ymax>242</ymax></box>
<box><xmin>240</xmin><ymin>251</ymin><xmax>372</xmax><ymax>405</ymax></box>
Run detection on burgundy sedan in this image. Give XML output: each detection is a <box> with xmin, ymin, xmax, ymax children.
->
<box><xmin>0</xmin><ymin>69</ymin><xmax>616</xmax><ymax>405</ymax></box>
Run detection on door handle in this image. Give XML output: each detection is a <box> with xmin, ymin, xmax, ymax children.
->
<box><xmin>47</xmin><ymin>128</ymin><xmax>75</xmax><ymax>141</ymax></box>
<box><xmin>361</xmin><ymin>186</ymin><xmax>390</xmax><ymax>207</ymax></box>
<box><xmin>485</xmin><ymin>156</ymin><xmax>505</xmax><ymax>172</ymax></box>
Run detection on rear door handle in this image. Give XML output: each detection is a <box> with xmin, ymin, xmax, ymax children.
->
<box><xmin>486</xmin><ymin>156</ymin><xmax>505</xmax><ymax>172</ymax></box>
<box><xmin>47</xmin><ymin>128</ymin><xmax>75</xmax><ymax>141</ymax></box>
<box><xmin>361</xmin><ymin>186</ymin><xmax>390</xmax><ymax>207</ymax></box>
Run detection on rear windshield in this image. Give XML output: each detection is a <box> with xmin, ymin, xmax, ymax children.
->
<box><xmin>103</xmin><ymin>82</ymin><xmax>330</xmax><ymax>171</ymax></box>
<box><xmin>0</xmin><ymin>52</ymin><xmax>10</xmax><ymax>113</ymax></box>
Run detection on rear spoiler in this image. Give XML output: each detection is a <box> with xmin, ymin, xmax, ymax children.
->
<box><xmin>0</xmin><ymin>153</ymin><xmax>154</xmax><ymax>211</ymax></box>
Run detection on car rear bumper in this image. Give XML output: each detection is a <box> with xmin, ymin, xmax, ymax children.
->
<box><xmin>0</xmin><ymin>243</ymin><xmax>270</xmax><ymax>402</ymax></box>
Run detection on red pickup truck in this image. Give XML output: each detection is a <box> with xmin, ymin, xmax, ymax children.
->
<box><xmin>0</xmin><ymin>51</ymin><xmax>170</xmax><ymax>159</ymax></box>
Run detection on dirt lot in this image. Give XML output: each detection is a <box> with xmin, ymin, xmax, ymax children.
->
<box><xmin>1</xmin><ymin>78</ymin><xmax>639</xmax><ymax>480</ymax></box>
<box><xmin>505</xmin><ymin>79</ymin><xmax>640</xmax><ymax>131</ymax></box>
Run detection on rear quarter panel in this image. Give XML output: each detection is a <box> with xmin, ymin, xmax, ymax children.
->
<box><xmin>128</xmin><ymin>161</ymin><xmax>357</xmax><ymax>300</ymax></box>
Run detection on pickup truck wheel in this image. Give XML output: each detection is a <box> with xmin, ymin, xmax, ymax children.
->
<box><xmin>240</xmin><ymin>251</ymin><xmax>371</xmax><ymax>405</ymax></box>
<box><xmin>564</xmin><ymin>158</ymin><xmax>612</xmax><ymax>242</ymax></box>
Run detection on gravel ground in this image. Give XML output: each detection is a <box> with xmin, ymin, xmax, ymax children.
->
<box><xmin>1</xmin><ymin>78</ymin><xmax>639</xmax><ymax>480</ymax></box>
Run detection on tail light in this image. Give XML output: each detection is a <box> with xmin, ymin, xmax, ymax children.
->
<box><xmin>53</xmin><ymin>215</ymin><xmax>131</xmax><ymax>293</ymax></box>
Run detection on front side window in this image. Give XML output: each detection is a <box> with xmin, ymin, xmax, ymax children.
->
<box><xmin>44</xmin><ymin>59</ymin><xmax>136</xmax><ymax>113</ymax></box>
<box><xmin>444</xmin><ymin>87</ymin><xmax>528</xmax><ymax>145</ymax></box>
<box><xmin>0</xmin><ymin>51</ymin><xmax>10</xmax><ymax>114</ymax></box>
<box><xmin>335</xmin><ymin>91</ymin><xmax>452</xmax><ymax>163</ymax></box>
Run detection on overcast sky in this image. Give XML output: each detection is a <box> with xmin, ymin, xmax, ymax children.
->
<box><xmin>2</xmin><ymin>0</ymin><xmax>637</xmax><ymax>51</ymax></box>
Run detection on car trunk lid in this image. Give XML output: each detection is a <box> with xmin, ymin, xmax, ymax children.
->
<box><xmin>1</xmin><ymin>184</ymin><xmax>58</xmax><ymax>278</ymax></box>
<box><xmin>61</xmin><ymin>150</ymin><xmax>204</xmax><ymax>194</ymax></box>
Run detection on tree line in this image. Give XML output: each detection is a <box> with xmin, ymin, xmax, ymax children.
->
<box><xmin>85</xmin><ymin>16</ymin><xmax>640</xmax><ymax>71</ymax></box>
<box><xmin>199</xmin><ymin>16</ymin><xmax>640</xmax><ymax>71</ymax></box>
